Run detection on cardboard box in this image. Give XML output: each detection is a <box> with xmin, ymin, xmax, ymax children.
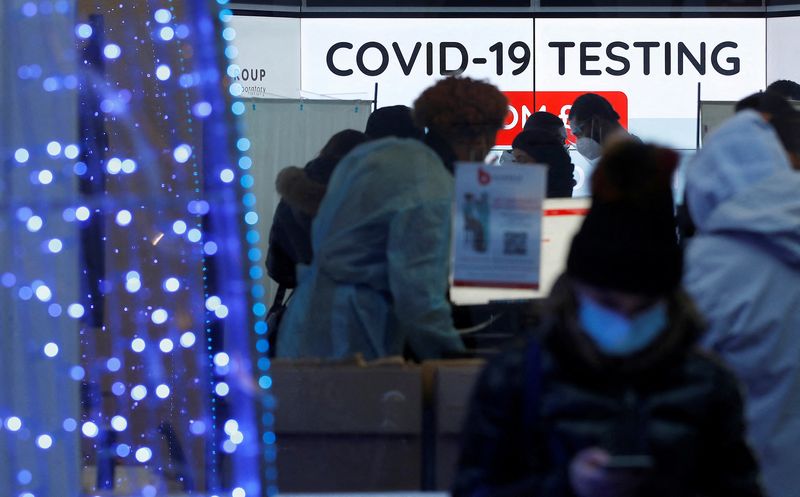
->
<box><xmin>272</xmin><ymin>362</ymin><xmax>423</xmax><ymax>492</ymax></box>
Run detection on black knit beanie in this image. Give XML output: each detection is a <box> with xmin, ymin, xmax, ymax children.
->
<box><xmin>365</xmin><ymin>105</ymin><xmax>424</xmax><ymax>140</ymax></box>
<box><xmin>566</xmin><ymin>143</ymin><xmax>682</xmax><ymax>296</ymax></box>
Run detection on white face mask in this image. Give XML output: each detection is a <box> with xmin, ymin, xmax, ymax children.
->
<box><xmin>577</xmin><ymin>294</ymin><xmax>668</xmax><ymax>356</ymax></box>
<box><xmin>576</xmin><ymin>137</ymin><xmax>603</xmax><ymax>161</ymax></box>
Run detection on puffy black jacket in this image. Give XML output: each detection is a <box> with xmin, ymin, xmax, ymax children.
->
<box><xmin>453</xmin><ymin>278</ymin><xmax>763</xmax><ymax>497</ymax></box>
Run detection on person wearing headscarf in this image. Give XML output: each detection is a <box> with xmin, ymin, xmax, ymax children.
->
<box><xmin>511</xmin><ymin>112</ymin><xmax>576</xmax><ymax>198</ymax></box>
<box><xmin>275</xmin><ymin>77</ymin><xmax>508</xmax><ymax>361</ymax></box>
<box><xmin>453</xmin><ymin>142</ymin><xmax>763</xmax><ymax>497</ymax></box>
<box><xmin>683</xmin><ymin>109</ymin><xmax>800</xmax><ymax>497</ymax></box>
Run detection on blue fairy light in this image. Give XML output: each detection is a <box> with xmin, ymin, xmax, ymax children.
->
<box><xmin>156</xmin><ymin>64</ymin><xmax>172</xmax><ymax>81</ymax></box>
<box><xmin>173</xmin><ymin>144</ymin><xmax>192</xmax><ymax>163</ymax></box>
<box><xmin>111</xmin><ymin>416</ymin><xmax>128</xmax><ymax>432</ymax></box>
<box><xmin>37</xmin><ymin>434</ymin><xmax>54</xmax><ymax>450</ymax></box>
<box><xmin>175</xmin><ymin>24</ymin><xmax>190</xmax><ymax>39</ymax></box>
<box><xmin>75</xmin><ymin>23</ymin><xmax>93</xmax><ymax>38</ymax></box>
<box><xmin>75</xmin><ymin>206</ymin><xmax>90</xmax><ymax>221</ymax></box>
<box><xmin>43</xmin><ymin>342</ymin><xmax>59</xmax><ymax>357</ymax></box>
<box><xmin>151</xmin><ymin>309</ymin><xmax>168</xmax><ymax>324</ymax></box>
<box><xmin>111</xmin><ymin>382</ymin><xmax>126</xmax><ymax>396</ymax></box>
<box><xmin>38</xmin><ymin>169</ymin><xmax>54</xmax><ymax>184</ymax></box>
<box><xmin>106</xmin><ymin>357</ymin><xmax>121</xmax><ymax>372</ymax></box>
<box><xmin>26</xmin><ymin>215</ymin><xmax>43</xmax><ymax>232</ymax></box>
<box><xmin>220</xmin><ymin>169</ymin><xmax>234</xmax><ymax>183</ymax></box>
<box><xmin>189</xmin><ymin>420</ymin><xmax>206</xmax><ymax>435</ymax></box>
<box><xmin>135</xmin><ymin>447</ymin><xmax>152</xmax><ymax>463</ymax></box>
<box><xmin>81</xmin><ymin>421</ymin><xmax>99</xmax><ymax>438</ymax></box>
<box><xmin>103</xmin><ymin>43</ymin><xmax>122</xmax><ymax>59</ymax></box>
<box><xmin>180</xmin><ymin>331</ymin><xmax>196</xmax><ymax>348</ymax></box>
<box><xmin>172</xmin><ymin>220</ymin><xmax>187</xmax><ymax>234</ymax></box>
<box><xmin>62</xmin><ymin>418</ymin><xmax>77</xmax><ymax>432</ymax></box>
<box><xmin>6</xmin><ymin>417</ymin><xmax>22</xmax><ymax>431</ymax></box>
<box><xmin>34</xmin><ymin>284</ymin><xmax>53</xmax><ymax>302</ymax></box>
<box><xmin>106</xmin><ymin>157</ymin><xmax>122</xmax><ymax>174</ymax></box>
<box><xmin>47</xmin><ymin>238</ymin><xmax>63</xmax><ymax>253</ymax></box>
<box><xmin>67</xmin><ymin>303</ymin><xmax>85</xmax><ymax>318</ymax></box>
<box><xmin>64</xmin><ymin>144</ymin><xmax>79</xmax><ymax>159</ymax></box>
<box><xmin>156</xmin><ymin>384</ymin><xmax>171</xmax><ymax>399</ymax></box>
<box><xmin>193</xmin><ymin>101</ymin><xmax>212</xmax><ymax>117</ymax></box>
<box><xmin>121</xmin><ymin>159</ymin><xmax>137</xmax><ymax>173</ymax></box>
<box><xmin>159</xmin><ymin>338</ymin><xmax>174</xmax><ymax>353</ymax></box>
<box><xmin>46</xmin><ymin>141</ymin><xmax>62</xmax><ymax>156</ymax></box>
<box><xmin>154</xmin><ymin>9</ymin><xmax>171</xmax><ymax>23</ymax></box>
<box><xmin>160</xmin><ymin>26</ymin><xmax>175</xmax><ymax>41</ymax></box>
<box><xmin>203</xmin><ymin>241</ymin><xmax>218</xmax><ymax>255</ymax></box>
<box><xmin>69</xmin><ymin>366</ymin><xmax>85</xmax><ymax>380</ymax></box>
<box><xmin>14</xmin><ymin>148</ymin><xmax>30</xmax><ymax>163</ymax></box>
<box><xmin>187</xmin><ymin>228</ymin><xmax>202</xmax><ymax>242</ymax></box>
<box><xmin>131</xmin><ymin>338</ymin><xmax>146</xmax><ymax>353</ymax></box>
<box><xmin>163</xmin><ymin>277</ymin><xmax>180</xmax><ymax>292</ymax></box>
<box><xmin>17</xmin><ymin>469</ymin><xmax>33</xmax><ymax>484</ymax></box>
<box><xmin>115</xmin><ymin>209</ymin><xmax>132</xmax><ymax>226</ymax></box>
<box><xmin>215</xmin><ymin>382</ymin><xmax>230</xmax><ymax>396</ymax></box>
<box><xmin>130</xmin><ymin>385</ymin><xmax>148</xmax><ymax>401</ymax></box>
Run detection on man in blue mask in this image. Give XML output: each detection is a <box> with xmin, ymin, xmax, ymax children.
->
<box><xmin>453</xmin><ymin>143</ymin><xmax>763</xmax><ymax>497</ymax></box>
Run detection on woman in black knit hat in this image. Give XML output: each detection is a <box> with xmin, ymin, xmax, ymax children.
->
<box><xmin>453</xmin><ymin>142</ymin><xmax>763</xmax><ymax>497</ymax></box>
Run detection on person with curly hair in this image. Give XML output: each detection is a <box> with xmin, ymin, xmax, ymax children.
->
<box><xmin>274</xmin><ymin>77</ymin><xmax>508</xmax><ymax>361</ymax></box>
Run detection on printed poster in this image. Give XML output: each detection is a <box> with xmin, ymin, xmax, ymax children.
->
<box><xmin>453</xmin><ymin>162</ymin><xmax>546</xmax><ymax>290</ymax></box>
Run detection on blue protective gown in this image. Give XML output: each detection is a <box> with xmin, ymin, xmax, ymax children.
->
<box><xmin>683</xmin><ymin>111</ymin><xmax>800</xmax><ymax>497</ymax></box>
<box><xmin>275</xmin><ymin>137</ymin><xmax>465</xmax><ymax>361</ymax></box>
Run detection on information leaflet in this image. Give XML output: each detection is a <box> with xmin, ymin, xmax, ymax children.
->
<box><xmin>452</xmin><ymin>162</ymin><xmax>546</xmax><ymax>290</ymax></box>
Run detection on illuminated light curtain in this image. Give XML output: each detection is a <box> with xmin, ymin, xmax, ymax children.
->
<box><xmin>1</xmin><ymin>0</ymin><xmax>272</xmax><ymax>496</ymax></box>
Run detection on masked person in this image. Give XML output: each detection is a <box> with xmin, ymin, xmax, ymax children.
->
<box><xmin>683</xmin><ymin>109</ymin><xmax>800</xmax><ymax>497</ymax></box>
<box><xmin>453</xmin><ymin>142</ymin><xmax>763</xmax><ymax>497</ymax></box>
<box><xmin>274</xmin><ymin>77</ymin><xmax>508</xmax><ymax>361</ymax></box>
<box><xmin>568</xmin><ymin>93</ymin><xmax>633</xmax><ymax>163</ymax></box>
<box><xmin>511</xmin><ymin>112</ymin><xmax>576</xmax><ymax>198</ymax></box>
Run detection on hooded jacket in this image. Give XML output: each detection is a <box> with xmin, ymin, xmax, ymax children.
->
<box><xmin>275</xmin><ymin>137</ymin><xmax>465</xmax><ymax>360</ymax></box>
<box><xmin>683</xmin><ymin>111</ymin><xmax>800</xmax><ymax>497</ymax></box>
<box><xmin>453</xmin><ymin>277</ymin><xmax>763</xmax><ymax>497</ymax></box>
<box><xmin>266</xmin><ymin>157</ymin><xmax>335</xmax><ymax>288</ymax></box>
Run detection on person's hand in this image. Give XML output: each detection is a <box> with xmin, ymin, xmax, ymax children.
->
<box><xmin>569</xmin><ymin>448</ymin><xmax>644</xmax><ymax>497</ymax></box>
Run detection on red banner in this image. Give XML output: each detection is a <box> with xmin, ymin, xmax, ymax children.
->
<box><xmin>496</xmin><ymin>91</ymin><xmax>629</xmax><ymax>148</ymax></box>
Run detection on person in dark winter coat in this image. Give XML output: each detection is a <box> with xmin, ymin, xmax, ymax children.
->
<box><xmin>512</xmin><ymin>119</ymin><xmax>576</xmax><ymax>197</ymax></box>
<box><xmin>266</xmin><ymin>105</ymin><xmax>423</xmax><ymax>288</ymax></box>
<box><xmin>266</xmin><ymin>129</ymin><xmax>368</xmax><ymax>288</ymax></box>
<box><xmin>453</xmin><ymin>143</ymin><xmax>763</xmax><ymax>497</ymax></box>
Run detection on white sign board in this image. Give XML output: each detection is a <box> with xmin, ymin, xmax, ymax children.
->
<box><xmin>229</xmin><ymin>16</ymin><xmax>301</xmax><ymax>99</ymax></box>
<box><xmin>452</xmin><ymin>162</ymin><xmax>546</xmax><ymax>290</ymax></box>
<box><xmin>450</xmin><ymin>197</ymin><xmax>589</xmax><ymax>305</ymax></box>
<box><xmin>767</xmin><ymin>16</ymin><xmax>800</xmax><ymax>84</ymax></box>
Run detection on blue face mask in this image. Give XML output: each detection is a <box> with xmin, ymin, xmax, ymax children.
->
<box><xmin>577</xmin><ymin>294</ymin><xmax>668</xmax><ymax>357</ymax></box>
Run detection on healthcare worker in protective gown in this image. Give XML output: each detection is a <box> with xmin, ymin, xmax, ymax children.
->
<box><xmin>683</xmin><ymin>109</ymin><xmax>800</xmax><ymax>497</ymax></box>
<box><xmin>275</xmin><ymin>77</ymin><xmax>509</xmax><ymax>361</ymax></box>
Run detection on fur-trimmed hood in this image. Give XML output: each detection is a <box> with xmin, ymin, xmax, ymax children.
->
<box><xmin>275</xmin><ymin>166</ymin><xmax>327</xmax><ymax>216</ymax></box>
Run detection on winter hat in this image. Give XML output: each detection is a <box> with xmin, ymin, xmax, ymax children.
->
<box><xmin>365</xmin><ymin>105</ymin><xmax>423</xmax><ymax>140</ymax></box>
<box><xmin>570</xmin><ymin>93</ymin><xmax>620</xmax><ymax>123</ymax></box>
<box><xmin>567</xmin><ymin>142</ymin><xmax>682</xmax><ymax>296</ymax></box>
<box><xmin>523</xmin><ymin>111</ymin><xmax>567</xmax><ymax>144</ymax></box>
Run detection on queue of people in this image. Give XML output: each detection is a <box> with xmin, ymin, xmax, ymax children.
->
<box><xmin>265</xmin><ymin>76</ymin><xmax>800</xmax><ymax>496</ymax></box>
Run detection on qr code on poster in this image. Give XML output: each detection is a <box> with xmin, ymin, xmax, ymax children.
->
<box><xmin>503</xmin><ymin>232</ymin><xmax>528</xmax><ymax>255</ymax></box>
